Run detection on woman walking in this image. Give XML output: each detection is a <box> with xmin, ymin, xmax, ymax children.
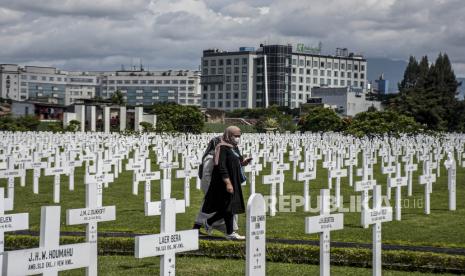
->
<box><xmin>202</xmin><ymin>126</ymin><xmax>251</xmax><ymax>240</ymax></box>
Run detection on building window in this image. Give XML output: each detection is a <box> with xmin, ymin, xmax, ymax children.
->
<box><xmin>242</xmin><ymin>67</ymin><xmax>247</xmax><ymax>73</ymax></box>
<box><xmin>242</xmin><ymin>58</ymin><xmax>247</xmax><ymax>65</ymax></box>
<box><xmin>234</xmin><ymin>76</ymin><xmax>239</xmax><ymax>82</ymax></box>
<box><xmin>211</xmin><ymin>60</ymin><xmax>216</xmax><ymax>66</ymax></box>
<box><xmin>233</xmin><ymin>84</ymin><xmax>239</xmax><ymax>90</ymax></box>
<box><xmin>219</xmin><ymin>59</ymin><xmax>224</xmax><ymax>66</ymax></box>
<box><xmin>234</xmin><ymin>67</ymin><xmax>239</xmax><ymax>74</ymax></box>
<box><xmin>226</xmin><ymin>59</ymin><xmax>231</xmax><ymax>65</ymax></box>
<box><xmin>226</xmin><ymin>68</ymin><xmax>231</xmax><ymax>74</ymax></box>
<box><xmin>234</xmin><ymin>58</ymin><xmax>239</xmax><ymax>65</ymax></box>
<box><xmin>241</xmin><ymin>84</ymin><xmax>247</xmax><ymax>90</ymax></box>
<box><xmin>361</xmin><ymin>65</ymin><xmax>365</xmax><ymax>71</ymax></box>
<box><xmin>320</xmin><ymin>70</ymin><xmax>325</xmax><ymax>76</ymax></box>
<box><xmin>218</xmin><ymin>93</ymin><xmax>223</xmax><ymax>99</ymax></box>
<box><xmin>292</xmin><ymin>59</ymin><xmax>297</xmax><ymax>65</ymax></box>
<box><xmin>203</xmin><ymin>60</ymin><xmax>208</xmax><ymax>66</ymax></box>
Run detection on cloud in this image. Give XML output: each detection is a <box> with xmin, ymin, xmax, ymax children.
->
<box><xmin>0</xmin><ymin>0</ymin><xmax>464</xmax><ymax>76</ymax></box>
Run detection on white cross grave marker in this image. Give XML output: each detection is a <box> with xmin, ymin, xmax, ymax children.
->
<box><xmin>3</xmin><ymin>206</ymin><xmax>91</xmax><ymax>275</ymax></box>
<box><xmin>387</xmin><ymin>163</ymin><xmax>407</xmax><ymax>221</ymax></box>
<box><xmin>364</xmin><ymin>185</ymin><xmax>392</xmax><ymax>276</ymax></box>
<box><xmin>135</xmin><ymin>198</ymin><xmax>199</xmax><ymax>276</ymax></box>
<box><xmin>246</xmin><ymin>193</ymin><xmax>266</xmax><ymax>276</ymax></box>
<box><xmin>419</xmin><ymin>161</ymin><xmax>436</xmax><ymax>215</ymax></box>
<box><xmin>305</xmin><ymin>189</ymin><xmax>344</xmax><ymax>276</ymax></box>
<box><xmin>137</xmin><ymin>159</ymin><xmax>161</xmax><ymax>203</ymax></box>
<box><xmin>66</xmin><ymin>168</ymin><xmax>116</xmax><ymax>276</ymax></box>
<box><xmin>444</xmin><ymin>152</ymin><xmax>456</xmax><ymax>211</ymax></box>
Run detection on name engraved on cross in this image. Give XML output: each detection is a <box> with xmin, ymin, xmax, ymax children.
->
<box><xmin>3</xmin><ymin>206</ymin><xmax>91</xmax><ymax>275</ymax></box>
<box><xmin>137</xmin><ymin>159</ymin><xmax>161</xmax><ymax>203</ymax></box>
<box><xmin>364</xmin><ymin>185</ymin><xmax>393</xmax><ymax>276</ymax></box>
<box><xmin>246</xmin><ymin>194</ymin><xmax>266</xmax><ymax>276</ymax></box>
<box><xmin>305</xmin><ymin>189</ymin><xmax>344</xmax><ymax>276</ymax></box>
<box><xmin>135</xmin><ymin>198</ymin><xmax>199</xmax><ymax>276</ymax></box>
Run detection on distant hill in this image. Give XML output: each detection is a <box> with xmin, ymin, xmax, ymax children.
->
<box><xmin>367</xmin><ymin>57</ymin><xmax>407</xmax><ymax>93</ymax></box>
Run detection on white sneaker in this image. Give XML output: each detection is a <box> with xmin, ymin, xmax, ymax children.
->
<box><xmin>225</xmin><ymin>232</ymin><xmax>245</xmax><ymax>241</ymax></box>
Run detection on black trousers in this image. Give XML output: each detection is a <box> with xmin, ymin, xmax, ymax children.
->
<box><xmin>207</xmin><ymin>210</ymin><xmax>234</xmax><ymax>235</ymax></box>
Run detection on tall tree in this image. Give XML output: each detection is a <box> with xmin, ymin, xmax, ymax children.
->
<box><xmin>398</xmin><ymin>56</ymin><xmax>419</xmax><ymax>91</ymax></box>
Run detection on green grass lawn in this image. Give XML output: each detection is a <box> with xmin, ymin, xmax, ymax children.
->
<box><xmin>5</xmin><ymin>150</ymin><xmax>465</xmax><ymax>248</ymax></box>
<box><xmin>60</xmin><ymin>255</ymin><xmax>456</xmax><ymax>276</ymax></box>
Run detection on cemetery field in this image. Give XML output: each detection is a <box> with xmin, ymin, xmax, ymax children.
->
<box><xmin>6</xmin><ymin>152</ymin><xmax>465</xmax><ymax>249</ymax></box>
<box><xmin>58</xmin><ymin>255</ymin><xmax>457</xmax><ymax>276</ymax></box>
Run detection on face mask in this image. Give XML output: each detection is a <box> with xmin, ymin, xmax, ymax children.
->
<box><xmin>234</xmin><ymin>137</ymin><xmax>240</xmax><ymax>144</ymax></box>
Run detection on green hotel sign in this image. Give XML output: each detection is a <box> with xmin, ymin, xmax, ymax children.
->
<box><xmin>296</xmin><ymin>43</ymin><xmax>321</xmax><ymax>54</ymax></box>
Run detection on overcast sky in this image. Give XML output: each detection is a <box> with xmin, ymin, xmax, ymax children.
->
<box><xmin>0</xmin><ymin>0</ymin><xmax>464</xmax><ymax>77</ymax></box>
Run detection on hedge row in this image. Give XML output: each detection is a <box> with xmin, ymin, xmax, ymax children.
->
<box><xmin>6</xmin><ymin>235</ymin><xmax>465</xmax><ymax>274</ymax></box>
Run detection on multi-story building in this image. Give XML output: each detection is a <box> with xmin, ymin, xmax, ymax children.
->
<box><xmin>0</xmin><ymin>65</ymin><xmax>201</xmax><ymax>106</ymax></box>
<box><xmin>65</xmin><ymin>72</ymin><xmax>97</xmax><ymax>105</ymax></box>
<box><xmin>201</xmin><ymin>48</ymin><xmax>257</xmax><ymax>110</ymax></box>
<box><xmin>97</xmin><ymin>69</ymin><xmax>201</xmax><ymax>106</ymax></box>
<box><xmin>201</xmin><ymin>44</ymin><xmax>368</xmax><ymax>111</ymax></box>
<box><xmin>1</xmin><ymin>64</ymin><xmax>24</xmax><ymax>100</ymax></box>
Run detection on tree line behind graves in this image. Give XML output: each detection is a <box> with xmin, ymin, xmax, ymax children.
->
<box><xmin>388</xmin><ymin>53</ymin><xmax>463</xmax><ymax>132</ymax></box>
